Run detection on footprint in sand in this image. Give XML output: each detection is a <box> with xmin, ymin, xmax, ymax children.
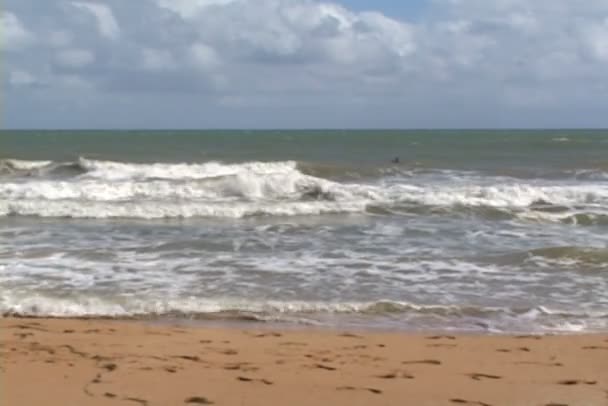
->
<box><xmin>515</xmin><ymin>361</ymin><xmax>562</xmax><ymax>367</ymax></box>
<box><xmin>279</xmin><ymin>342</ymin><xmax>308</xmax><ymax>347</ymax></box>
<box><xmin>218</xmin><ymin>349</ymin><xmax>238</xmax><ymax>355</ymax></box>
<box><xmin>224</xmin><ymin>362</ymin><xmax>259</xmax><ymax>372</ymax></box>
<box><xmin>339</xmin><ymin>333</ymin><xmax>364</xmax><ymax>339</ymax></box>
<box><xmin>514</xmin><ymin>335</ymin><xmax>542</xmax><ymax>340</ymax></box>
<box><xmin>337</xmin><ymin>386</ymin><xmax>382</xmax><ymax>395</ymax></box>
<box><xmin>428</xmin><ymin>343</ymin><xmax>457</xmax><ymax>348</ymax></box>
<box><xmin>450</xmin><ymin>399</ymin><xmax>491</xmax><ymax>406</ymax></box>
<box><xmin>124</xmin><ymin>397</ymin><xmax>149</xmax><ymax>405</ymax></box>
<box><xmin>29</xmin><ymin>343</ymin><xmax>56</xmax><ymax>355</ymax></box>
<box><xmin>10</xmin><ymin>324</ymin><xmax>48</xmax><ymax>332</ymax></box>
<box><xmin>237</xmin><ymin>376</ymin><xmax>273</xmax><ymax>385</ymax></box>
<box><xmin>60</xmin><ymin>345</ymin><xmax>88</xmax><ymax>358</ymax></box>
<box><xmin>253</xmin><ymin>332</ymin><xmax>282</xmax><ymax>338</ymax></box>
<box><xmin>497</xmin><ymin>347</ymin><xmax>530</xmax><ymax>353</ymax></box>
<box><xmin>427</xmin><ymin>335</ymin><xmax>456</xmax><ymax>340</ymax></box>
<box><xmin>185</xmin><ymin>396</ymin><xmax>214</xmax><ymax>404</ymax></box>
<box><xmin>314</xmin><ymin>363</ymin><xmax>337</xmax><ymax>371</ymax></box>
<box><xmin>343</xmin><ymin>345</ymin><xmax>367</xmax><ymax>350</ymax></box>
<box><xmin>402</xmin><ymin>359</ymin><xmax>442</xmax><ymax>366</ymax></box>
<box><xmin>174</xmin><ymin>355</ymin><xmax>201</xmax><ymax>362</ymax></box>
<box><xmin>468</xmin><ymin>373</ymin><xmax>502</xmax><ymax>381</ymax></box>
<box><xmin>101</xmin><ymin>363</ymin><xmax>117</xmax><ymax>372</ymax></box>
<box><xmin>557</xmin><ymin>380</ymin><xmax>597</xmax><ymax>386</ymax></box>
<box><xmin>376</xmin><ymin>371</ymin><xmax>414</xmax><ymax>380</ymax></box>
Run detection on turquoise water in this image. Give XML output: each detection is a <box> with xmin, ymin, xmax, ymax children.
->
<box><xmin>1</xmin><ymin>130</ymin><xmax>607</xmax><ymax>332</ymax></box>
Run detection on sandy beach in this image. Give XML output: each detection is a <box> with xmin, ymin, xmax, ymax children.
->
<box><xmin>1</xmin><ymin>318</ymin><xmax>607</xmax><ymax>406</ymax></box>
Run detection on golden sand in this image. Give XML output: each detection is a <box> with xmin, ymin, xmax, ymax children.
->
<box><xmin>1</xmin><ymin>318</ymin><xmax>607</xmax><ymax>406</ymax></box>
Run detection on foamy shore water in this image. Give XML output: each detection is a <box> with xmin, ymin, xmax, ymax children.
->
<box><xmin>2</xmin><ymin>131</ymin><xmax>608</xmax><ymax>333</ymax></box>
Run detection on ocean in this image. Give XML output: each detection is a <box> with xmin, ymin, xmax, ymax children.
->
<box><xmin>1</xmin><ymin>130</ymin><xmax>607</xmax><ymax>333</ymax></box>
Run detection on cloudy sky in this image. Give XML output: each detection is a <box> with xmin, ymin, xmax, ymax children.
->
<box><xmin>2</xmin><ymin>0</ymin><xmax>608</xmax><ymax>129</ymax></box>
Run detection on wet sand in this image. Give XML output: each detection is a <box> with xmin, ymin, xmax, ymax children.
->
<box><xmin>1</xmin><ymin>318</ymin><xmax>607</xmax><ymax>406</ymax></box>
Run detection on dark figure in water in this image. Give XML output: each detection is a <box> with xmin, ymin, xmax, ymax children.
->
<box><xmin>391</xmin><ymin>157</ymin><xmax>400</xmax><ymax>164</ymax></box>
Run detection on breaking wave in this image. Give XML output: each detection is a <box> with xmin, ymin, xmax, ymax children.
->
<box><xmin>1</xmin><ymin>158</ymin><xmax>607</xmax><ymax>223</ymax></box>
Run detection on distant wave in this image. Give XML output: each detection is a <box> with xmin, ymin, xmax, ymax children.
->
<box><xmin>3</xmin><ymin>158</ymin><xmax>608</xmax><ymax>181</ymax></box>
<box><xmin>0</xmin><ymin>158</ymin><xmax>86</xmax><ymax>178</ymax></box>
<box><xmin>1</xmin><ymin>159</ymin><xmax>54</xmax><ymax>170</ymax></box>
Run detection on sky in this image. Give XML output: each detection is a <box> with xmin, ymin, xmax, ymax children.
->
<box><xmin>2</xmin><ymin>0</ymin><xmax>608</xmax><ymax>129</ymax></box>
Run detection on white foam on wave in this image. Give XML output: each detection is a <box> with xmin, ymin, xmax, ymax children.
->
<box><xmin>2</xmin><ymin>293</ymin><xmax>606</xmax><ymax>333</ymax></box>
<box><xmin>1</xmin><ymin>158</ymin><xmax>607</xmax><ymax>220</ymax></box>
<box><xmin>0</xmin><ymin>293</ymin><xmax>569</xmax><ymax>317</ymax></box>
<box><xmin>78</xmin><ymin>157</ymin><xmax>299</xmax><ymax>181</ymax></box>
<box><xmin>392</xmin><ymin>183</ymin><xmax>608</xmax><ymax>208</ymax></box>
<box><xmin>0</xmin><ymin>176</ymin><xmax>325</xmax><ymax>202</ymax></box>
<box><xmin>0</xmin><ymin>199</ymin><xmax>368</xmax><ymax>219</ymax></box>
<box><xmin>0</xmin><ymin>159</ymin><xmax>53</xmax><ymax>175</ymax></box>
<box><xmin>3</xmin><ymin>178</ymin><xmax>607</xmax><ymax>205</ymax></box>
<box><xmin>1</xmin><ymin>159</ymin><xmax>53</xmax><ymax>171</ymax></box>
<box><xmin>0</xmin><ymin>294</ymin><xmax>436</xmax><ymax>317</ymax></box>
<box><xmin>2</xmin><ymin>182</ymin><xmax>608</xmax><ymax>219</ymax></box>
<box><xmin>0</xmin><ymin>158</ymin><xmax>355</xmax><ymax>202</ymax></box>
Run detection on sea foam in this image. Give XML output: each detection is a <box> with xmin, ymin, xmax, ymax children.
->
<box><xmin>1</xmin><ymin>158</ymin><xmax>607</xmax><ymax>222</ymax></box>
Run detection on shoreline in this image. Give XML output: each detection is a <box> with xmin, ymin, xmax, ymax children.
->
<box><xmin>4</xmin><ymin>314</ymin><xmax>604</xmax><ymax>336</ymax></box>
<box><xmin>2</xmin><ymin>317</ymin><xmax>607</xmax><ymax>406</ymax></box>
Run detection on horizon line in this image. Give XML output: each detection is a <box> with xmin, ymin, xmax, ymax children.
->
<box><xmin>2</xmin><ymin>128</ymin><xmax>608</xmax><ymax>132</ymax></box>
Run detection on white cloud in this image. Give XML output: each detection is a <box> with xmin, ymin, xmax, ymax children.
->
<box><xmin>141</xmin><ymin>48</ymin><xmax>177</xmax><ymax>71</ymax></box>
<box><xmin>9</xmin><ymin>70</ymin><xmax>37</xmax><ymax>87</ymax></box>
<box><xmin>1</xmin><ymin>11</ymin><xmax>34</xmax><ymax>50</ymax></box>
<box><xmin>359</xmin><ymin>12</ymin><xmax>415</xmax><ymax>58</ymax></box>
<box><xmin>189</xmin><ymin>43</ymin><xmax>221</xmax><ymax>70</ymax></box>
<box><xmin>71</xmin><ymin>2</ymin><xmax>120</xmax><ymax>40</ymax></box>
<box><xmin>55</xmin><ymin>48</ymin><xmax>95</xmax><ymax>68</ymax></box>
<box><xmin>156</xmin><ymin>0</ymin><xmax>237</xmax><ymax>19</ymax></box>
<box><xmin>4</xmin><ymin>0</ymin><xmax>608</xmax><ymax>127</ymax></box>
<box><xmin>58</xmin><ymin>74</ymin><xmax>95</xmax><ymax>90</ymax></box>
<box><xmin>584</xmin><ymin>19</ymin><xmax>608</xmax><ymax>62</ymax></box>
<box><xmin>157</xmin><ymin>0</ymin><xmax>416</xmax><ymax>75</ymax></box>
<box><xmin>48</xmin><ymin>31</ymin><xmax>73</xmax><ymax>48</ymax></box>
